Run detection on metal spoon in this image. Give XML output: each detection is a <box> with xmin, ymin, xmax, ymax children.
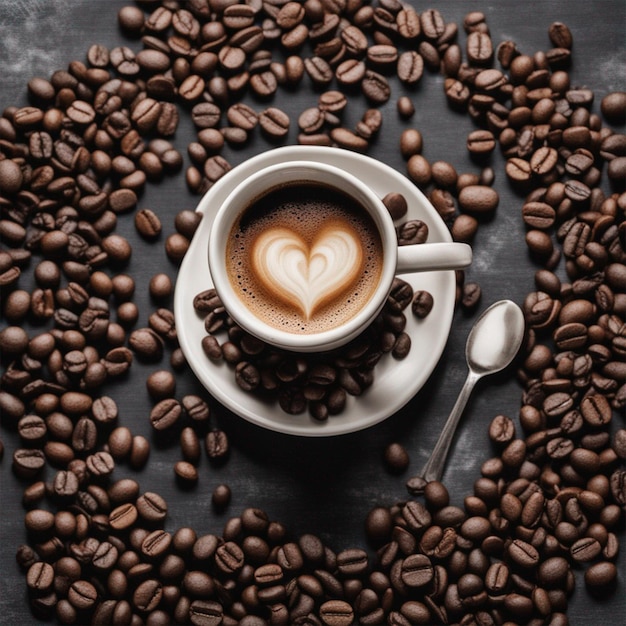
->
<box><xmin>419</xmin><ymin>299</ymin><xmax>525</xmax><ymax>483</ymax></box>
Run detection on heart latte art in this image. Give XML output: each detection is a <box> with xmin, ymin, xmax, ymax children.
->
<box><xmin>251</xmin><ymin>223</ymin><xmax>363</xmax><ymax>320</ymax></box>
<box><xmin>225</xmin><ymin>183</ymin><xmax>383</xmax><ymax>334</ymax></box>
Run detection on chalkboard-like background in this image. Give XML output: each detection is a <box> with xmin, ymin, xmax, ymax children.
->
<box><xmin>1</xmin><ymin>2</ymin><xmax>624</xmax><ymax>624</ymax></box>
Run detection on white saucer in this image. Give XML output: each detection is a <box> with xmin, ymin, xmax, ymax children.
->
<box><xmin>174</xmin><ymin>146</ymin><xmax>456</xmax><ymax>437</ymax></box>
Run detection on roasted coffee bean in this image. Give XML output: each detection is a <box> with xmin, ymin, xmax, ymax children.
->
<box><xmin>259</xmin><ymin>107</ymin><xmax>290</xmax><ymax>139</ymax></box>
<box><xmin>129</xmin><ymin>327</ymin><xmax>164</xmax><ymax>361</ymax></box>
<box><xmin>212</xmin><ymin>484</ymin><xmax>232</xmax><ymax>510</ymax></box>
<box><xmin>384</xmin><ymin>442</ymin><xmax>410</xmax><ymax>473</ymax></box>
<box><xmin>411</xmin><ymin>290</ymin><xmax>434</xmax><ymax>319</ymax></box>
<box><xmin>585</xmin><ymin>561</ymin><xmax>617</xmax><ymax>591</ymax></box>
<box><xmin>214</xmin><ymin>541</ymin><xmax>244</xmax><ymax>575</ymax></box>
<box><xmin>175</xmin><ymin>460</ymin><xmax>199</xmax><ymax>484</ymax></box>
<box><xmin>601</xmin><ymin>91</ymin><xmax>626</xmax><ymax>124</ymax></box>
<box><xmin>165</xmin><ymin>233</ymin><xmax>190</xmax><ymax>262</ymax></box>
<box><xmin>182</xmin><ymin>395</ymin><xmax>210</xmax><ymax>422</ymax></box>
<box><xmin>400</xmin><ymin>553</ymin><xmax>433</xmax><ymax>588</ymax></box>
<box><xmin>336</xmin><ymin>548</ymin><xmax>368</xmax><ymax>577</ymax></box>
<box><xmin>387</xmin><ymin>278</ymin><xmax>413</xmax><ymax>312</ymax></box>
<box><xmin>581</xmin><ymin>393</ymin><xmax>612</xmax><ymax>426</ymax></box>
<box><xmin>150</xmin><ymin>398</ymin><xmax>182</xmax><ymax>431</ymax></box>
<box><xmin>180</xmin><ymin>427</ymin><xmax>201</xmax><ymax>464</ymax></box>
<box><xmin>361</xmin><ymin>70</ymin><xmax>391</xmax><ymax>104</ymax></box>
<box><xmin>466</xmin><ymin>129</ymin><xmax>496</xmax><ymax>157</ymax></box>
<box><xmin>461</xmin><ymin>282</ymin><xmax>482</xmax><ymax>311</ymax></box>
<box><xmin>136</xmin><ymin>491</ymin><xmax>167</xmax><ymax>523</ymax></box>
<box><xmin>189</xmin><ymin>599</ymin><xmax>223</xmax><ymax>626</ymax></box>
<box><xmin>397</xmin><ymin>220</ymin><xmax>428</xmax><ymax>246</ymax></box>
<box><xmin>68</xmin><ymin>580</ymin><xmax>98</xmax><ymax>610</ymax></box>
<box><xmin>330</xmin><ymin>127</ymin><xmax>369</xmax><ymax>152</ymax></box>
<box><xmin>610</xmin><ymin>469</ymin><xmax>626</xmax><ymax>506</ymax></box>
<box><xmin>399</xmin><ymin>128</ymin><xmax>423</xmax><ymax>159</ymax></box>
<box><xmin>407</xmin><ymin>154</ymin><xmax>431</xmax><ymax>185</ymax></box>
<box><xmin>13</xmin><ymin>448</ymin><xmax>46</xmax><ymax>478</ymax></box>
<box><xmin>134</xmin><ymin>208</ymin><xmax>162</xmax><ymax>239</ymax></box>
<box><xmin>382</xmin><ymin>192</ymin><xmax>408</xmax><ymax>220</ymax></box>
<box><xmin>205</xmin><ymin>429</ymin><xmax>229</xmax><ymax>461</ymax></box>
<box><xmin>467</xmin><ymin>30</ymin><xmax>493</xmax><ymax>64</ymax></box>
<box><xmin>86</xmin><ymin>451</ymin><xmax>115</xmax><ymax>477</ymax></box>
<box><xmin>319</xmin><ymin>599</ymin><xmax>354</xmax><ymax>626</ymax></box>
<box><xmin>397</xmin><ymin>50</ymin><xmax>424</xmax><ymax>85</ymax></box>
<box><xmin>508</xmin><ymin>539</ymin><xmax>540</xmax><ymax>568</ymax></box>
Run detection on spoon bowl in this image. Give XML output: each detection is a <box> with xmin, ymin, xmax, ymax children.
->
<box><xmin>419</xmin><ymin>300</ymin><xmax>525</xmax><ymax>483</ymax></box>
<box><xmin>466</xmin><ymin>299</ymin><xmax>526</xmax><ymax>375</ymax></box>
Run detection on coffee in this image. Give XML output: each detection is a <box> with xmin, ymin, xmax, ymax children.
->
<box><xmin>225</xmin><ymin>182</ymin><xmax>383</xmax><ymax>334</ymax></box>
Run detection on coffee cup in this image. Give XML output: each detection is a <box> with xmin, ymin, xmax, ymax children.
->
<box><xmin>208</xmin><ymin>160</ymin><xmax>471</xmax><ymax>352</ymax></box>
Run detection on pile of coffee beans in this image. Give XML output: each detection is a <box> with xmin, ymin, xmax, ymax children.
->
<box><xmin>1</xmin><ymin>1</ymin><xmax>624</xmax><ymax>624</ymax></box>
<box><xmin>194</xmin><ymin>216</ymin><xmax>426</xmax><ymax>419</ymax></box>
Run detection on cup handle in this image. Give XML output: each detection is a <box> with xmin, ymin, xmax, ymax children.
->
<box><xmin>396</xmin><ymin>242</ymin><xmax>472</xmax><ymax>273</ymax></box>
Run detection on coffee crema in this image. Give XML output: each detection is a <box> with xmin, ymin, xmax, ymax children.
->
<box><xmin>226</xmin><ymin>182</ymin><xmax>383</xmax><ymax>334</ymax></box>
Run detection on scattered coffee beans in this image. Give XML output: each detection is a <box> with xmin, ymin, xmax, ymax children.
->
<box><xmin>0</xmin><ymin>4</ymin><xmax>623</xmax><ymax>626</ymax></box>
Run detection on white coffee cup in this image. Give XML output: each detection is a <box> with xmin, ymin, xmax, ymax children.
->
<box><xmin>208</xmin><ymin>160</ymin><xmax>471</xmax><ymax>352</ymax></box>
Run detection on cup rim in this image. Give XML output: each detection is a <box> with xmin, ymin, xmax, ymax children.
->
<box><xmin>207</xmin><ymin>159</ymin><xmax>398</xmax><ymax>352</ymax></box>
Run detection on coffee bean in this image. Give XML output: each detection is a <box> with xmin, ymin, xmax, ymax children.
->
<box><xmin>397</xmin><ymin>50</ymin><xmax>424</xmax><ymax>85</ymax></box>
<box><xmin>146</xmin><ymin>370</ymin><xmax>176</xmax><ymax>401</ymax></box>
<box><xmin>134</xmin><ymin>208</ymin><xmax>162</xmax><ymax>239</ymax></box>
<box><xmin>132</xmin><ymin>578</ymin><xmax>163</xmax><ymax>612</ymax></box>
<box><xmin>402</xmin><ymin>501</ymin><xmax>432</xmax><ymax>534</ymax></box>
<box><xmin>412</xmin><ymin>290</ymin><xmax>434</xmax><ymax>318</ymax></box>
<box><xmin>336</xmin><ymin>548</ymin><xmax>368</xmax><ymax>577</ymax></box>
<box><xmin>205</xmin><ymin>429</ymin><xmax>229</xmax><ymax>461</ymax></box>
<box><xmin>467</xmin><ymin>30</ymin><xmax>493</xmax><ymax>64</ymax></box>
<box><xmin>136</xmin><ymin>491</ymin><xmax>167</xmax><ymax>523</ymax></box>
<box><xmin>165</xmin><ymin>232</ymin><xmax>190</xmax><ymax>263</ymax></box>
<box><xmin>215</xmin><ymin>541</ymin><xmax>244</xmax><ymax>574</ymax></box>
<box><xmin>68</xmin><ymin>580</ymin><xmax>98</xmax><ymax>610</ymax></box>
<box><xmin>580</xmin><ymin>393</ymin><xmax>612</xmax><ymax>426</ymax></box>
<box><xmin>189</xmin><ymin>600</ymin><xmax>223</xmax><ymax>626</ymax></box>
<box><xmin>212</xmin><ymin>484</ymin><xmax>232</xmax><ymax>510</ymax></box>
<box><xmin>399</xmin><ymin>128</ymin><xmax>423</xmax><ymax>159</ymax></box>
<box><xmin>376</xmin><ymin>192</ymin><xmax>409</xmax><ymax>224</ymax></box>
<box><xmin>461</xmin><ymin>282</ymin><xmax>482</xmax><ymax>311</ymax></box>
<box><xmin>26</xmin><ymin>561</ymin><xmax>55</xmax><ymax>592</ymax></box>
<box><xmin>396</xmin><ymin>96</ymin><xmax>415</xmax><ymax>119</ymax></box>
<box><xmin>407</xmin><ymin>154</ymin><xmax>431</xmax><ymax>185</ymax></box>
<box><xmin>149</xmin><ymin>273</ymin><xmax>173</xmax><ymax>300</ymax></box>
<box><xmin>258</xmin><ymin>107</ymin><xmax>290</xmax><ymax>139</ymax></box>
<box><xmin>330</xmin><ymin>127</ymin><xmax>369</xmax><ymax>152</ymax></box>
<box><xmin>401</xmin><ymin>554</ymin><xmax>433</xmax><ymax>588</ymax></box>
<box><xmin>585</xmin><ymin>561</ymin><xmax>617</xmax><ymax>591</ymax></box>
<box><xmin>319</xmin><ymin>599</ymin><xmax>354</xmax><ymax>626</ymax></box>
<box><xmin>362</xmin><ymin>70</ymin><xmax>391</xmax><ymax>104</ymax></box>
<box><xmin>467</xmin><ymin>129</ymin><xmax>496</xmax><ymax>156</ymax></box>
<box><xmin>150</xmin><ymin>398</ymin><xmax>182</xmax><ymax>431</ymax></box>
<box><xmin>129</xmin><ymin>327</ymin><xmax>164</xmax><ymax>361</ymax></box>
<box><xmin>601</xmin><ymin>91</ymin><xmax>626</xmax><ymax>124</ymax></box>
<box><xmin>610</xmin><ymin>469</ymin><xmax>626</xmax><ymax>507</ymax></box>
<box><xmin>384</xmin><ymin>443</ymin><xmax>410</xmax><ymax>473</ymax></box>
<box><xmin>13</xmin><ymin>448</ymin><xmax>46</xmax><ymax>478</ymax></box>
<box><xmin>508</xmin><ymin>538</ymin><xmax>540</xmax><ymax>568</ymax></box>
<box><xmin>175</xmin><ymin>460</ymin><xmax>199</xmax><ymax>484</ymax></box>
<box><xmin>397</xmin><ymin>220</ymin><xmax>429</xmax><ymax>246</ymax></box>
<box><xmin>387</xmin><ymin>278</ymin><xmax>413</xmax><ymax>313</ymax></box>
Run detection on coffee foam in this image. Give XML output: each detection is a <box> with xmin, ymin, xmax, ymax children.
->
<box><xmin>226</xmin><ymin>184</ymin><xmax>383</xmax><ymax>334</ymax></box>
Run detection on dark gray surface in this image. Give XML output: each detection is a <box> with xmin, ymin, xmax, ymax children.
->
<box><xmin>0</xmin><ymin>1</ymin><xmax>624</xmax><ymax>624</ymax></box>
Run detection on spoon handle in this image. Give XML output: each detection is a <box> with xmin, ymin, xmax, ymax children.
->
<box><xmin>419</xmin><ymin>370</ymin><xmax>481</xmax><ymax>483</ymax></box>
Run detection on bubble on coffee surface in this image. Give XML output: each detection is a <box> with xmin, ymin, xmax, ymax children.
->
<box><xmin>226</xmin><ymin>183</ymin><xmax>383</xmax><ymax>334</ymax></box>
